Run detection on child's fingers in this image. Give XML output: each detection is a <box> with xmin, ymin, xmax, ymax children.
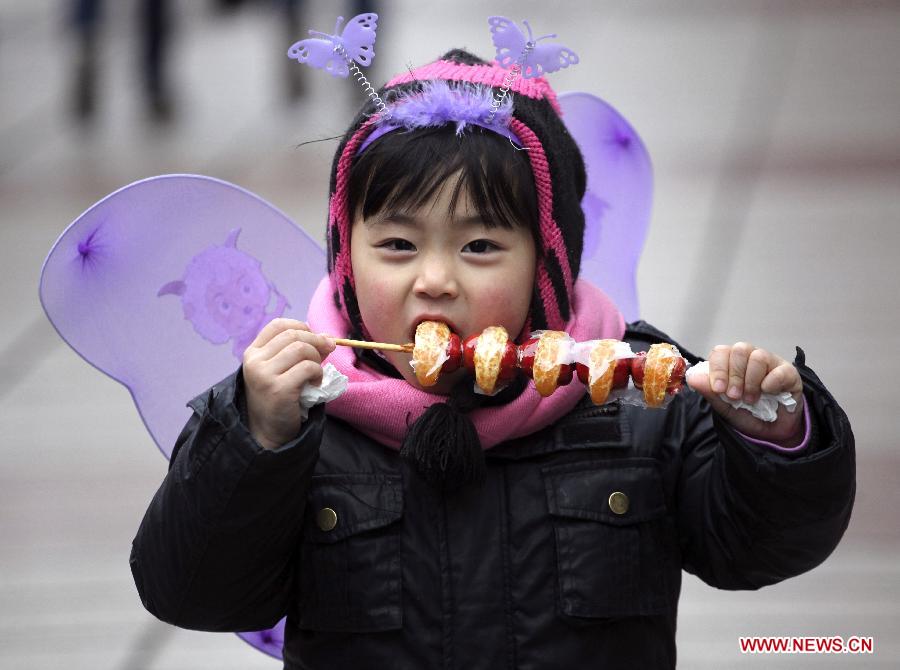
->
<box><xmin>761</xmin><ymin>361</ymin><xmax>803</xmax><ymax>397</ymax></box>
<box><xmin>685</xmin><ymin>366</ymin><xmax>712</xmax><ymax>394</ymax></box>
<box><xmin>267</xmin><ymin>338</ymin><xmax>324</xmax><ymax>375</ymax></box>
<box><xmin>685</xmin><ymin>366</ymin><xmax>744</xmax><ymax>420</ymax></box>
<box><xmin>282</xmin><ymin>358</ymin><xmax>326</xmax><ymax>390</ymax></box>
<box><xmin>726</xmin><ymin>342</ymin><xmax>754</xmax><ymax>400</ymax></box>
<box><xmin>705</xmin><ymin>343</ymin><xmax>801</xmax><ymax>401</ymax></box>
<box><xmin>251</xmin><ymin>328</ymin><xmax>303</xmax><ymax>363</ymax></box>
<box><xmin>256</xmin><ymin>328</ymin><xmax>308</xmax><ymax>362</ymax></box>
<box><xmin>251</xmin><ymin>326</ymin><xmax>334</xmax><ymax>363</ymax></box>
<box><xmin>742</xmin><ymin>348</ymin><xmax>771</xmax><ymax>404</ymax></box>
<box><xmin>249</xmin><ymin>318</ymin><xmax>311</xmax><ymax>350</ymax></box>
<box><xmin>696</xmin><ymin>343</ymin><xmax>806</xmax><ymax>441</ymax></box>
<box><xmin>707</xmin><ymin>345</ymin><xmax>732</xmax><ymax>394</ymax></box>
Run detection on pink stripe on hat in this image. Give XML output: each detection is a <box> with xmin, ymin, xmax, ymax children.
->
<box><xmin>329</xmin><ymin>118</ymin><xmax>379</xmax><ymax>335</ymax></box>
<box><xmin>509</xmin><ymin>117</ymin><xmax>574</xmax><ymax>329</ymax></box>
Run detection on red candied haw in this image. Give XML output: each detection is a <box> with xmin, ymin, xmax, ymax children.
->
<box><xmin>519</xmin><ymin>335</ymin><xmax>572</xmax><ymax>386</ymax></box>
<box><xmin>613</xmin><ymin>358</ymin><xmax>631</xmax><ymax>388</ymax></box>
<box><xmin>463</xmin><ymin>334</ymin><xmax>519</xmax><ymax>379</ymax></box>
<box><xmin>631</xmin><ymin>352</ymin><xmax>687</xmax><ymax>393</ymax></box>
<box><xmin>668</xmin><ymin>357</ymin><xmax>687</xmax><ymax>391</ymax></box>
<box><xmin>576</xmin><ymin>362</ymin><xmax>589</xmax><ymax>385</ymax></box>
<box><xmin>631</xmin><ymin>352</ymin><xmax>647</xmax><ymax>388</ymax></box>
<box><xmin>577</xmin><ymin>358</ymin><xmax>630</xmax><ymax>387</ymax></box>
<box><xmin>517</xmin><ymin>337</ymin><xmax>539</xmax><ymax>378</ymax></box>
<box><xmin>498</xmin><ymin>340</ymin><xmax>519</xmax><ymax>381</ymax></box>
<box><xmin>441</xmin><ymin>333</ymin><xmax>462</xmax><ymax>373</ymax></box>
<box><xmin>462</xmin><ymin>334</ymin><xmax>479</xmax><ymax>372</ymax></box>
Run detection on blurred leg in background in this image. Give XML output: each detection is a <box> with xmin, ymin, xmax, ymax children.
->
<box><xmin>68</xmin><ymin>0</ymin><xmax>176</xmax><ymax>126</ymax></box>
<box><xmin>280</xmin><ymin>0</ymin><xmax>305</xmax><ymax>103</ymax></box>
<box><xmin>141</xmin><ymin>0</ymin><xmax>175</xmax><ymax>123</ymax></box>
<box><xmin>70</xmin><ymin>0</ymin><xmax>101</xmax><ymax>124</ymax></box>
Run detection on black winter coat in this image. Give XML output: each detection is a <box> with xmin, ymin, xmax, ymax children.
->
<box><xmin>130</xmin><ymin>322</ymin><xmax>855</xmax><ymax>669</ymax></box>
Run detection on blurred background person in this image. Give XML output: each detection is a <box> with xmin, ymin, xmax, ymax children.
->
<box><xmin>68</xmin><ymin>0</ymin><xmax>176</xmax><ymax>125</ymax></box>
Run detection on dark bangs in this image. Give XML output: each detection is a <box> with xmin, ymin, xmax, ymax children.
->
<box><xmin>347</xmin><ymin>125</ymin><xmax>540</xmax><ymax>241</ymax></box>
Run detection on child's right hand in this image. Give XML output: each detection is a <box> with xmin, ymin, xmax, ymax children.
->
<box><xmin>242</xmin><ymin>318</ymin><xmax>335</xmax><ymax>450</ymax></box>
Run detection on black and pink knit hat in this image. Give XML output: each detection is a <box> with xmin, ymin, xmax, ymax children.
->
<box><xmin>326</xmin><ymin>51</ymin><xmax>587</xmax><ymax>340</ymax></box>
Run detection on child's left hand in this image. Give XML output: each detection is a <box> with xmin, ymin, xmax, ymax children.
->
<box><xmin>686</xmin><ymin>342</ymin><xmax>805</xmax><ymax>447</ymax></box>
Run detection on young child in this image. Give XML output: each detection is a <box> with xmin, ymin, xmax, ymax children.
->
<box><xmin>130</xmin><ymin>49</ymin><xmax>855</xmax><ymax>669</ymax></box>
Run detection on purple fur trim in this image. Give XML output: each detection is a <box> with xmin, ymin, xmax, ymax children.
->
<box><xmin>379</xmin><ymin>80</ymin><xmax>513</xmax><ymax>131</ymax></box>
<box><xmin>357</xmin><ymin>80</ymin><xmax>520</xmax><ymax>153</ymax></box>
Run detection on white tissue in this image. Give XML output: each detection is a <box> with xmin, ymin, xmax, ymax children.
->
<box><xmin>298</xmin><ymin>363</ymin><xmax>349</xmax><ymax>420</ymax></box>
<box><xmin>686</xmin><ymin>361</ymin><xmax>796</xmax><ymax>422</ymax></box>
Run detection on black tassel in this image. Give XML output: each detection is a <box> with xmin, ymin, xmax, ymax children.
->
<box><xmin>399</xmin><ymin>375</ymin><xmax>530</xmax><ymax>491</ymax></box>
<box><xmin>400</xmin><ymin>402</ymin><xmax>484</xmax><ymax>491</ymax></box>
<box><xmin>400</xmin><ymin>378</ymin><xmax>486</xmax><ymax>491</ymax></box>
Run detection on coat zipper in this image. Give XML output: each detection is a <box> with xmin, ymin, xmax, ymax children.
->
<box><xmin>566</xmin><ymin>401</ymin><xmax>621</xmax><ymax>421</ymax></box>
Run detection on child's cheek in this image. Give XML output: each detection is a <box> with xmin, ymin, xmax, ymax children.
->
<box><xmin>357</xmin><ymin>280</ymin><xmax>396</xmax><ymax>332</ymax></box>
<box><xmin>472</xmin><ymin>283</ymin><xmax>532</xmax><ymax>331</ymax></box>
<box><xmin>474</xmin><ymin>285</ymin><xmax>508</xmax><ymax>310</ymax></box>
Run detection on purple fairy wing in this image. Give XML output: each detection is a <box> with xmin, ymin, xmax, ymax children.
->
<box><xmin>488</xmin><ymin>16</ymin><xmax>527</xmax><ymax>69</ymax></box>
<box><xmin>338</xmin><ymin>12</ymin><xmax>378</xmax><ymax>67</ymax></box>
<box><xmin>237</xmin><ymin>621</ymin><xmax>285</xmax><ymax>660</ymax></box>
<box><xmin>39</xmin><ymin>175</ymin><xmax>326</xmax><ymax>459</ymax></box>
<box><xmin>287</xmin><ymin>37</ymin><xmax>349</xmax><ymax>78</ymax></box>
<box><xmin>522</xmin><ymin>43</ymin><xmax>579</xmax><ymax>78</ymax></box>
<box><xmin>558</xmin><ymin>92</ymin><xmax>653</xmax><ymax>322</ymax></box>
<box><xmin>40</xmin><ymin>175</ymin><xmax>325</xmax><ymax>660</ymax></box>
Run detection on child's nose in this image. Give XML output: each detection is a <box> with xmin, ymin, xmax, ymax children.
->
<box><xmin>413</xmin><ymin>256</ymin><xmax>459</xmax><ymax>299</ymax></box>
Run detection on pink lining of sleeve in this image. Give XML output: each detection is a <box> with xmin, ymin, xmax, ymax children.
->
<box><xmin>736</xmin><ymin>400</ymin><xmax>812</xmax><ymax>454</ymax></box>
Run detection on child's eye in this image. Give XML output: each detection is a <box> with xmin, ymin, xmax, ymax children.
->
<box><xmin>462</xmin><ymin>239</ymin><xmax>500</xmax><ymax>254</ymax></box>
<box><xmin>379</xmin><ymin>239</ymin><xmax>416</xmax><ymax>252</ymax></box>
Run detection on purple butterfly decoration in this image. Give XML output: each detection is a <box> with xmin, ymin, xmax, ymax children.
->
<box><xmin>488</xmin><ymin>16</ymin><xmax>578</xmax><ymax>79</ymax></box>
<box><xmin>287</xmin><ymin>13</ymin><xmax>378</xmax><ymax>78</ymax></box>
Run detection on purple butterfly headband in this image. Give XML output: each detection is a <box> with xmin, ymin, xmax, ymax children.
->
<box><xmin>287</xmin><ymin>13</ymin><xmax>390</xmax><ymax>119</ymax></box>
<box><xmin>486</xmin><ymin>16</ymin><xmax>579</xmax><ymax>122</ymax></box>
<box><xmin>287</xmin><ymin>14</ymin><xmax>578</xmax><ymax>142</ymax></box>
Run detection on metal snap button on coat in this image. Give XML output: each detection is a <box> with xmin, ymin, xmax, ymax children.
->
<box><xmin>316</xmin><ymin>507</ymin><xmax>338</xmax><ymax>531</ymax></box>
<box><xmin>608</xmin><ymin>491</ymin><xmax>629</xmax><ymax>515</ymax></box>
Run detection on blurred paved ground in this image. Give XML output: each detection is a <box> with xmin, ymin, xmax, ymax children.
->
<box><xmin>1</xmin><ymin>0</ymin><xmax>898</xmax><ymax>667</ymax></box>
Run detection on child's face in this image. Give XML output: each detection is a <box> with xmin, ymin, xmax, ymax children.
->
<box><xmin>350</xmin><ymin>178</ymin><xmax>537</xmax><ymax>394</ymax></box>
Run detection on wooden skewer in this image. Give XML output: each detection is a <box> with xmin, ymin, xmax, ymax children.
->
<box><xmin>330</xmin><ymin>337</ymin><xmax>414</xmax><ymax>353</ymax></box>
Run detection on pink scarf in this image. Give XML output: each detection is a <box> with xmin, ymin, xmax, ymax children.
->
<box><xmin>307</xmin><ymin>276</ymin><xmax>625</xmax><ymax>449</ymax></box>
